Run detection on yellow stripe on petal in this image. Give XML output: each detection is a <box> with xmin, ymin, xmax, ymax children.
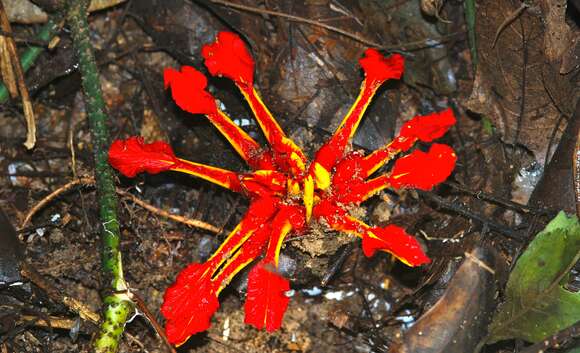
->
<box><xmin>303</xmin><ymin>175</ymin><xmax>314</xmax><ymax>222</ymax></box>
<box><xmin>207</xmin><ymin>223</ymin><xmax>243</xmax><ymax>263</ymax></box>
<box><xmin>289</xmin><ymin>151</ymin><xmax>306</xmax><ymax>172</ymax></box>
<box><xmin>313</xmin><ymin>162</ymin><xmax>331</xmax><ymax>190</ymax></box>
<box><xmin>273</xmin><ymin>221</ymin><xmax>292</xmax><ymax>266</ymax></box>
<box><xmin>239</xmin><ymin>86</ymin><xmax>307</xmax><ymax>175</ymax></box>
<box><xmin>209</xmin><ymin>110</ymin><xmax>263</xmax><ymax>165</ymax></box>
<box><xmin>336</xmin><ymin>80</ymin><xmax>368</xmax><ymax>134</ymax></box>
<box><xmin>365</xmin><ymin>229</ymin><xmax>414</xmax><ymax>266</ymax></box>
<box><xmin>288</xmin><ymin>179</ymin><xmax>301</xmax><ymax>196</ymax></box>
<box><xmin>173</xmin><ymin>159</ymin><xmax>241</xmax><ymax>191</ymax></box>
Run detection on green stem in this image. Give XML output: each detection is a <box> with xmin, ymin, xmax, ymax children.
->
<box><xmin>0</xmin><ymin>17</ymin><xmax>60</xmax><ymax>103</ymax></box>
<box><xmin>464</xmin><ymin>0</ymin><xmax>478</xmax><ymax>69</ymax></box>
<box><xmin>66</xmin><ymin>1</ymin><xmax>133</xmax><ymax>352</ymax></box>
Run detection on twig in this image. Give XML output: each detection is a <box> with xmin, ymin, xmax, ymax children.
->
<box><xmin>0</xmin><ymin>30</ymin><xmax>50</xmax><ymax>46</ymax></box>
<box><xmin>206</xmin><ymin>0</ymin><xmax>382</xmax><ymax>48</ymax></box>
<box><xmin>321</xmin><ymin>241</ymin><xmax>357</xmax><ymax>287</ymax></box>
<box><xmin>0</xmin><ymin>1</ymin><xmax>36</xmax><ymax>149</ymax></box>
<box><xmin>492</xmin><ymin>2</ymin><xmax>529</xmax><ymax>48</ymax></box>
<box><xmin>20</xmin><ymin>262</ymin><xmax>101</xmax><ymax>324</ymax></box>
<box><xmin>444</xmin><ymin>181</ymin><xmax>551</xmax><ymax>215</ymax></box>
<box><xmin>20</xmin><ymin>176</ymin><xmax>220</xmax><ymax>233</ymax></box>
<box><xmin>418</xmin><ymin>191</ymin><xmax>524</xmax><ymax>241</ymax></box>
<box><xmin>205</xmin><ymin>0</ymin><xmax>463</xmax><ymax>52</ymax></box>
<box><xmin>130</xmin><ymin>292</ymin><xmax>177</xmax><ymax>353</ymax></box>
<box><xmin>65</xmin><ymin>1</ymin><xmax>133</xmax><ymax>351</ymax></box>
<box><xmin>19</xmin><ymin>315</ymin><xmax>92</xmax><ymax>332</ymax></box>
<box><xmin>21</xmin><ymin>177</ymin><xmax>93</xmax><ymax>229</ymax></box>
<box><xmin>117</xmin><ymin>189</ymin><xmax>220</xmax><ymax>233</ymax></box>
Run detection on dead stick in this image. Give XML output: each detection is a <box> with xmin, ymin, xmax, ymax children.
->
<box><xmin>0</xmin><ymin>0</ymin><xmax>37</xmax><ymax>149</ymax></box>
<box><xmin>21</xmin><ymin>177</ymin><xmax>220</xmax><ymax>233</ymax></box>
<box><xmin>208</xmin><ymin>0</ymin><xmax>382</xmax><ymax>48</ymax></box>
<box><xmin>117</xmin><ymin>189</ymin><xmax>220</xmax><ymax>233</ymax></box>
<box><xmin>208</xmin><ymin>0</ymin><xmax>462</xmax><ymax>51</ymax></box>
<box><xmin>492</xmin><ymin>2</ymin><xmax>529</xmax><ymax>48</ymax></box>
<box><xmin>20</xmin><ymin>262</ymin><xmax>101</xmax><ymax>324</ymax></box>
<box><xmin>130</xmin><ymin>291</ymin><xmax>177</xmax><ymax>353</ymax></box>
<box><xmin>21</xmin><ymin>177</ymin><xmax>93</xmax><ymax>229</ymax></box>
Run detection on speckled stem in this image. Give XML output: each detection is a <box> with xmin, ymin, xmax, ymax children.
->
<box><xmin>66</xmin><ymin>1</ymin><xmax>134</xmax><ymax>352</ymax></box>
<box><xmin>0</xmin><ymin>17</ymin><xmax>60</xmax><ymax>103</ymax></box>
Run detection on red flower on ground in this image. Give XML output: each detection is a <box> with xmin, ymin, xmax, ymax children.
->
<box><xmin>108</xmin><ymin>31</ymin><xmax>457</xmax><ymax>346</ymax></box>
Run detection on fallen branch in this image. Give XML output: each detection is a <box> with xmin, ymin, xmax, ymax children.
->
<box><xmin>21</xmin><ymin>176</ymin><xmax>220</xmax><ymax>233</ymax></box>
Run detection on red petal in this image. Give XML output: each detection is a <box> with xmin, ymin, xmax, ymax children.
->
<box><xmin>332</xmin><ymin>151</ymin><xmax>365</xmax><ymax>187</ymax></box>
<box><xmin>162</xmin><ymin>200</ymin><xmax>279</xmax><ymax>345</ymax></box>
<box><xmin>110</xmin><ymin>139</ymin><xmax>243</xmax><ymax>191</ymax></box>
<box><xmin>109</xmin><ymin>137</ymin><xmax>178</xmax><ymax>177</ymax></box>
<box><xmin>208</xmin><ymin>197</ymin><xmax>280</xmax><ymax>265</ymax></box>
<box><xmin>389</xmin><ymin>144</ymin><xmax>456</xmax><ymax>190</ymax></box>
<box><xmin>334</xmin><ymin>175</ymin><xmax>390</xmax><ymax>205</ymax></box>
<box><xmin>263</xmin><ymin>205</ymin><xmax>305</xmax><ymax>264</ymax></box>
<box><xmin>314</xmin><ymin>200</ymin><xmax>429</xmax><ymax>267</ymax></box>
<box><xmin>164</xmin><ymin>66</ymin><xmax>217</xmax><ymax>115</ymax></box>
<box><xmin>392</xmin><ymin>108</ymin><xmax>456</xmax><ymax>151</ymax></box>
<box><xmin>359</xmin><ymin>49</ymin><xmax>404</xmax><ymax>84</ymax></box>
<box><xmin>164</xmin><ymin>66</ymin><xmax>273</xmax><ymax>169</ymax></box>
<box><xmin>241</xmin><ymin>170</ymin><xmax>287</xmax><ymax>198</ymax></box>
<box><xmin>174</xmin><ymin>159</ymin><xmax>243</xmax><ymax>191</ymax></box>
<box><xmin>310</xmin><ymin>51</ymin><xmax>404</xmax><ymax>185</ymax></box>
<box><xmin>363</xmin><ymin>225</ymin><xmax>431</xmax><ymax>266</ymax></box>
<box><xmin>202</xmin><ymin>31</ymin><xmax>254</xmax><ymax>86</ymax></box>
<box><xmin>201</xmin><ymin>33</ymin><xmax>306</xmax><ymax>175</ymax></box>
<box><xmin>161</xmin><ymin>263</ymin><xmax>219</xmax><ymax>345</ymax></box>
<box><xmin>244</xmin><ymin>264</ymin><xmax>290</xmax><ymax>332</ymax></box>
<box><xmin>239</xmin><ymin>86</ymin><xmax>307</xmax><ymax>176</ymax></box>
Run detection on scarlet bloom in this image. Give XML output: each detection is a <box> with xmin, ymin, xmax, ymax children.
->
<box><xmin>108</xmin><ymin>31</ymin><xmax>457</xmax><ymax>346</ymax></box>
<box><xmin>201</xmin><ymin>31</ymin><xmax>255</xmax><ymax>86</ymax></box>
<box><xmin>389</xmin><ymin>143</ymin><xmax>457</xmax><ymax>190</ymax></box>
<box><xmin>359</xmin><ymin>48</ymin><xmax>405</xmax><ymax>84</ymax></box>
<box><xmin>109</xmin><ymin>137</ymin><xmax>178</xmax><ymax>177</ymax></box>
<box><xmin>393</xmin><ymin>108</ymin><xmax>457</xmax><ymax>151</ymax></box>
<box><xmin>164</xmin><ymin>66</ymin><xmax>217</xmax><ymax>115</ymax></box>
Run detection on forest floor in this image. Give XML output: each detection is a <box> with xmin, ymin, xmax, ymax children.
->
<box><xmin>0</xmin><ymin>0</ymin><xmax>578</xmax><ymax>352</ymax></box>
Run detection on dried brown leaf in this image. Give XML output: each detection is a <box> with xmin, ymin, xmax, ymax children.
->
<box><xmin>465</xmin><ymin>1</ymin><xmax>576</xmax><ymax>164</ymax></box>
<box><xmin>0</xmin><ymin>35</ymin><xmax>17</xmax><ymax>97</ymax></box>
<box><xmin>0</xmin><ymin>0</ymin><xmax>36</xmax><ymax>149</ymax></box>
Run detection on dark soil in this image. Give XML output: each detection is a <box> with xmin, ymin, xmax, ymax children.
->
<box><xmin>0</xmin><ymin>0</ymin><xmax>578</xmax><ymax>352</ymax></box>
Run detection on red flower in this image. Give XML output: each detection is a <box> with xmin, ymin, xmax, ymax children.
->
<box><xmin>109</xmin><ymin>137</ymin><xmax>178</xmax><ymax>178</ymax></box>
<box><xmin>161</xmin><ymin>263</ymin><xmax>219</xmax><ymax>345</ymax></box>
<box><xmin>244</xmin><ymin>264</ymin><xmax>290</xmax><ymax>332</ymax></box>
<box><xmin>359</xmin><ymin>49</ymin><xmax>405</xmax><ymax>84</ymax></box>
<box><xmin>108</xmin><ymin>31</ymin><xmax>457</xmax><ymax>346</ymax></box>
<box><xmin>363</xmin><ymin>225</ymin><xmax>430</xmax><ymax>266</ymax></box>
<box><xmin>202</xmin><ymin>31</ymin><xmax>255</xmax><ymax>86</ymax></box>
<box><xmin>389</xmin><ymin>143</ymin><xmax>457</xmax><ymax>190</ymax></box>
<box><xmin>164</xmin><ymin>66</ymin><xmax>217</xmax><ymax>115</ymax></box>
<box><xmin>392</xmin><ymin>108</ymin><xmax>457</xmax><ymax>151</ymax></box>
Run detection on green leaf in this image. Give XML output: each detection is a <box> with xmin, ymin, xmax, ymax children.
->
<box><xmin>488</xmin><ymin>212</ymin><xmax>580</xmax><ymax>343</ymax></box>
<box><xmin>481</xmin><ymin>117</ymin><xmax>494</xmax><ymax>135</ymax></box>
